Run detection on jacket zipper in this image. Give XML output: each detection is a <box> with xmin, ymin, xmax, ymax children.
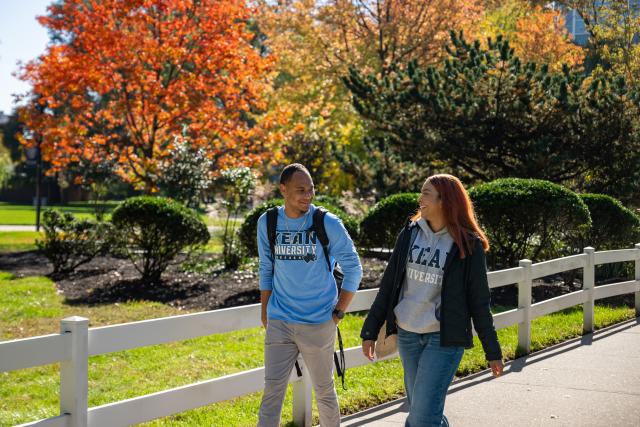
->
<box><xmin>440</xmin><ymin>245</ymin><xmax>458</xmax><ymax>344</ymax></box>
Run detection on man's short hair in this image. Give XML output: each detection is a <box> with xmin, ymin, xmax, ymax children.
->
<box><xmin>280</xmin><ymin>163</ymin><xmax>311</xmax><ymax>185</ymax></box>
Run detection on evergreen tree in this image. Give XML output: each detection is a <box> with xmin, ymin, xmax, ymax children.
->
<box><xmin>344</xmin><ymin>31</ymin><xmax>640</xmax><ymax>202</ymax></box>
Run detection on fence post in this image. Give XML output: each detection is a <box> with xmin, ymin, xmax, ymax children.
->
<box><xmin>517</xmin><ymin>259</ymin><xmax>532</xmax><ymax>355</ymax></box>
<box><xmin>635</xmin><ymin>244</ymin><xmax>640</xmax><ymax>318</ymax></box>
<box><xmin>292</xmin><ymin>356</ymin><xmax>313</xmax><ymax>427</ymax></box>
<box><xmin>583</xmin><ymin>247</ymin><xmax>595</xmax><ymax>334</ymax></box>
<box><xmin>60</xmin><ymin>316</ymin><xmax>89</xmax><ymax>427</ymax></box>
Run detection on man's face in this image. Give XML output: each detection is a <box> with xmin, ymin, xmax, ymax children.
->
<box><xmin>280</xmin><ymin>171</ymin><xmax>315</xmax><ymax>214</ymax></box>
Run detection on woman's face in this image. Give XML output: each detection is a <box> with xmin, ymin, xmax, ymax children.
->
<box><xmin>418</xmin><ymin>181</ymin><xmax>443</xmax><ymax>221</ymax></box>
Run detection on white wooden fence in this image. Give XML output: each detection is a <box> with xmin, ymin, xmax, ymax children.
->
<box><xmin>2</xmin><ymin>244</ymin><xmax>640</xmax><ymax>427</ymax></box>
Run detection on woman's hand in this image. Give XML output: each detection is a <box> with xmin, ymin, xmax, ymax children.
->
<box><xmin>489</xmin><ymin>359</ymin><xmax>504</xmax><ymax>377</ymax></box>
<box><xmin>362</xmin><ymin>340</ymin><xmax>375</xmax><ymax>361</ymax></box>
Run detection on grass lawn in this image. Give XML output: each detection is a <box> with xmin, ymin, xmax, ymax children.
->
<box><xmin>202</xmin><ymin>216</ymin><xmax>243</xmax><ymax>228</ymax></box>
<box><xmin>0</xmin><ymin>231</ymin><xmax>42</xmax><ymax>252</ymax></box>
<box><xmin>0</xmin><ymin>229</ymin><xmax>222</xmax><ymax>254</ymax></box>
<box><xmin>0</xmin><ymin>202</ymin><xmax>116</xmax><ymax>225</ymax></box>
<box><xmin>0</xmin><ymin>271</ymin><xmax>635</xmax><ymax>426</ymax></box>
<box><xmin>0</xmin><ymin>202</ymin><xmax>242</xmax><ymax>229</ymax></box>
<box><xmin>203</xmin><ymin>234</ymin><xmax>224</xmax><ymax>254</ymax></box>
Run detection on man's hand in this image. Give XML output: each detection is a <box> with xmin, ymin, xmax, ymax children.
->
<box><xmin>332</xmin><ymin>313</ymin><xmax>340</xmax><ymax>325</ymax></box>
<box><xmin>333</xmin><ymin>291</ymin><xmax>354</xmax><ymax>325</ymax></box>
<box><xmin>489</xmin><ymin>359</ymin><xmax>504</xmax><ymax>377</ymax></box>
<box><xmin>362</xmin><ymin>340</ymin><xmax>375</xmax><ymax>361</ymax></box>
<box><xmin>260</xmin><ymin>290</ymin><xmax>272</xmax><ymax>329</ymax></box>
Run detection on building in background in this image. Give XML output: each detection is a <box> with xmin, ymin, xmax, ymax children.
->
<box><xmin>557</xmin><ymin>1</ymin><xmax>640</xmax><ymax>46</ymax></box>
<box><xmin>0</xmin><ymin>111</ymin><xmax>10</xmax><ymax>126</ymax></box>
<box><xmin>564</xmin><ymin>8</ymin><xmax>590</xmax><ymax>45</ymax></box>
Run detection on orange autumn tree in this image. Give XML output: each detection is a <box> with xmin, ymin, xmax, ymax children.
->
<box><xmin>257</xmin><ymin>0</ymin><xmax>484</xmax><ymax>128</ymax></box>
<box><xmin>320</xmin><ymin>0</ymin><xmax>484</xmax><ymax>73</ymax></box>
<box><xmin>513</xmin><ymin>5</ymin><xmax>584</xmax><ymax>70</ymax></box>
<box><xmin>255</xmin><ymin>0</ymin><xmax>484</xmax><ymax>193</ymax></box>
<box><xmin>480</xmin><ymin>0</ymin><xmax>584</xmax><ymax>71</ymax></box>
<box><xmin>18</xmin><ymin>0</ymin><xmax>274</xmax><ymax>191</ymax></box>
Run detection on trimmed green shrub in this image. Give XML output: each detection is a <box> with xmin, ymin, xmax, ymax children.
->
<box><xmin>359</xmin><ymin>193</ymin><xmax>419</xmax><ymax>250</ymax></box>
<box><xmin>239</xmin><ymin>199</ymin><xmax>281</xmax><ymax>257</ymax></box>
<box><xmin>158</xmin><ymin>132</ymin><xmax>213</xmax><ymax>208</ymax></box>
<box><xmin>469</xmin><ymin>179</ymin><xmax>591</xmax><ymax>269</ymax></box>
<box><xmin>579</xmin><ymin>193</ymin><xmax>640</xmax><ymax>250</ymax></box>
<box><xmin>111</xmin><ymin>196</ymin><xmax>210</xmax><ymax>283</ymax></box>
<box><xmin>238</xmin><ymin>198</ymin><xmax>359</xmax><ymax>257</ymax></box>
<box><xmin>579</xmin><ymin>193</ymin><xmax>640</xmax><ymax>282</ymax></box>
<box><xmin>217</xmin><ymin>167</ymin><xmax>256</xmax><ymax>270</ymax></box>
<box><xmin>37</xmin><ymin>209</ymin><xmax>114</xmax><ymax>277</ymax></box>
<box><xmin>315</xmin><ymin>200</ymin><xmax>360</xmax><ymax>244</ymax></box>
<box><xmin>314</xmin><ymin>194</ymin><xmax>343</xmax><ymax>210</ymax></box>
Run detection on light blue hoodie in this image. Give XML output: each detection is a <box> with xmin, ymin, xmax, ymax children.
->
<box><xmin>258</xmin><ymin>204</ymin><xmax>362</xmax><ymax>324</ymax></box>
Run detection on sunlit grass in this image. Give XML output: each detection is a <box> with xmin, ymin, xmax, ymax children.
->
<box><xmin>0</xmin><ymin>229</ymin><xmax>222</xmax><ymax>255</ymax></box>
<box><xmin>0</xmin><ymin>231</ymin><xmax>42</xmax><ymax>252</ymax></box>
<box><xmin>0</xmin><ymin>202</ymin><xmax>242</xmax><ymax>229</ymax></box>
<box><xmin>0</xmin><ymin>202</ymin><xmax>115</xmax><ymax>225</ymax></box>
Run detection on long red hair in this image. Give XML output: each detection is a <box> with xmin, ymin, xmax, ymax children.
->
<box><xmin>411</xmin><ymin>174</ymin><xmax>489</xmax><ymax>258</ymax></box>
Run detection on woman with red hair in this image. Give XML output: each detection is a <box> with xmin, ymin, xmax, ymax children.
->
<box><xmin>361</xmin><ymin>174</ymin><xmax>503</xmax><ymax>426</ymax></box>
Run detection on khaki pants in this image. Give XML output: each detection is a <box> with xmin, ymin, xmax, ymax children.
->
<box><xmin>258</xmin><ymin>319</ymin><xmax>340</xmax><ymax>427</ymax></box>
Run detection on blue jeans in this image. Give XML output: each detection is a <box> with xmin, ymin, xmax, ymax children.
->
<box><xmin>397</xmin><ymin>327</ymin><xmax>464</xmax><ymax>427</ymax></box>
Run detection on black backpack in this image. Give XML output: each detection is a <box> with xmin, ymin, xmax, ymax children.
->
<box><xmin>266</xmin><ymin>206</ymin><xmax>347</xmax><ymax>389</ymax></box>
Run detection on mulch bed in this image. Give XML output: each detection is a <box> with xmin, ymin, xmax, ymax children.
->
<box><xmin>0</xmin><ymin>251</ymin><xmax>386</xmax><ymax>311</ymax></box>
<box><xmin>0</xmin><ymin>251</ymin><xmax>632</xmax><ymax>311</ymax></box>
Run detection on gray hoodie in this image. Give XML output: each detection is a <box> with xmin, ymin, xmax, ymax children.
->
<box><xmin>393</xmin><ymin>218</ymin><xmax>454</xmax><ymax>333</ymax></box>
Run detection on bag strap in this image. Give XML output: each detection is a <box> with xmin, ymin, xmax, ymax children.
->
<box><xmin>313</xmin><ymin>208</ymin><xmax>348</xmax><ymax>388</ymax></box>
<box><xmin>334</xmin><ymin>326</ymin><xmax>346</xmax><ymax>390</ymax></box>
<box><xmin>312</xmin><ymin>207</ymin><xmax>332</xmax><ymax>271</ymax></box>
<box><xmin>266</xmin><ymin>207</ymin><xmax>278</xmax><ymax>263</ymax></box>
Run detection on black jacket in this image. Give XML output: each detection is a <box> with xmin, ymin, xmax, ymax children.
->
<box><xmin>360</xmin><ymin>222</ymin><xmax>502</xmax><ymax>361</ymax></box>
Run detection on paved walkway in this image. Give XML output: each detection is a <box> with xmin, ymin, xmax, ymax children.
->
<box><xmin>0</xmin><ymin>225</ymin><xmax>36</xmax><ymax>231</ymax></box>
<box><xmin>341</xmin><ymin>318</ymin><xmax>640</xmax><ymax>427</ymax></box>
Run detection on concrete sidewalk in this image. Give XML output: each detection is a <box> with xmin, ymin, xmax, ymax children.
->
<box><xmin>0</xmin><ymin>225</ymin><xmax>36</xmax><ymax>231</ymax></box>
<box><xmin>341</xmin><ymin>318</ymin><xmax>640</xmax><ymax>427</ymax></box>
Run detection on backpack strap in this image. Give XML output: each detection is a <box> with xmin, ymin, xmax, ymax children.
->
<box><xmin>334</xmin><ymin>326</ymin><xmax>346</xmax><ymax>390</ymax></box>
<box><xmin>266</xmin><ymin>207</ymin><xmax>278</xmax><ymax>262</ymax></box>
<box><xmin>312</xmin><ymin>207</ymin><xmax>332</xmax><ymax>271</ymax></box>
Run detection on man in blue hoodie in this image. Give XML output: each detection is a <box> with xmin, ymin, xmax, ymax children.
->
<box><xmin>257</xmin><ymin>163</ymin><xmax>363</xmax><ymax>427</ymax></box>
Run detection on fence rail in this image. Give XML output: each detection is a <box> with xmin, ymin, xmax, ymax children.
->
<box><xmin>2</xmin><ymin>244</ymin><xmax>640</xmax><ymax>427</ymax></box>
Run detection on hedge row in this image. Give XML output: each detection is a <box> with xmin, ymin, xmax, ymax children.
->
<box><xmin>469</xmin><ymin>179</ymin><xmax>592</xmax><ymax>269</ymax></box>
<box><xmin>239</xmin><ymin>179</ymin><xmax>640</xmax><ymax>269</ymax></box>
<box><xmin>38</xmin><ymin>183</ymin><xmax>640</xmax><ymax>279</ymax></box>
